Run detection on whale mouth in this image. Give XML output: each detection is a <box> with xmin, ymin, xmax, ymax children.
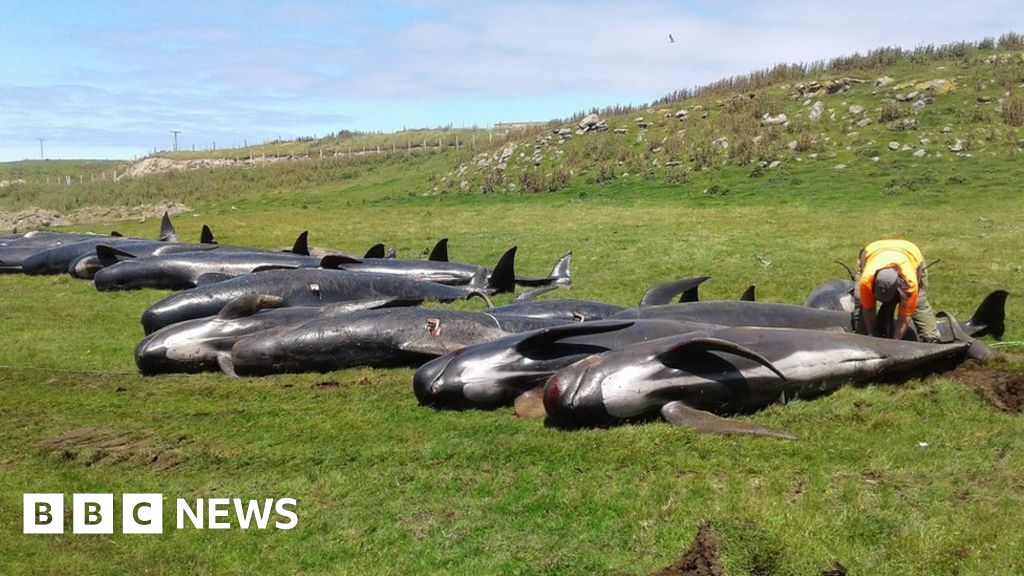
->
<box><xmin>412</xmin><ymin>355</ymin><xmax>454</xmax><ymax>406</ymax></box>
<box><xmin>542</xmin><ymin>376</ymin><xmax>562</xmax><ymax>418</ymax></box>
<box><xmin>542</xmin><ymin>360</ymin><xmax>613</xmax><ymax>427</ymax></box>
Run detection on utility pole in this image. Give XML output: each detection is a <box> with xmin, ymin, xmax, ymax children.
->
<box><xmin>170</xmin><ymin>130</ymin><xmax>181</xmax><ymax>152</ymax></box>
<box><xmin>37</xmin><ymin>138</ymin><xmax>44</xmax><ymax>160</ymax></box>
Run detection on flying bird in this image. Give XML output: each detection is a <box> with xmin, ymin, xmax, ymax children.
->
<box><xmin>669</xmin><ymin>34</ymin><xmax>675</xmax><ymax>43</ymax></box>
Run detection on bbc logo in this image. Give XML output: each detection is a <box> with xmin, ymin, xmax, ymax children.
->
<box><xmin>24</xmin><ymin>494</ymin><xmax>163</xmax><ymax>534</ymax></box>
<box><xmin>24</xmin><ymin>493</ymin><xmax>298</xmax><ymax>534</ymax></box>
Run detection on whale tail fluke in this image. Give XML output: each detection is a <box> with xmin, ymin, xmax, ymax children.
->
<box><xmin>965</xmin><ymin>290</ymin><xmax>1008</xmax><ymax>340</ymax></box>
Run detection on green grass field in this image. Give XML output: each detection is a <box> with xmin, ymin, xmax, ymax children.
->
<box><xmin>2</xmin><ymin>44</ymin><xmax>1024</xmax><ymax>575</ymax></box>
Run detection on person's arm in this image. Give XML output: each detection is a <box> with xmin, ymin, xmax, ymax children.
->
<box><xmin>892</xmin><ymin>290</ymin><xmax>912</xmax><ymax>340</ymax></box>
<box><xmin>892</xmin><ymin>316</ymin><xmax>910</xmax><ymax>340</ymax></box>
<box><xmin>863</xmin><ymin>306</ymin><xmax>877</xmax><ymax>337</ymax></box>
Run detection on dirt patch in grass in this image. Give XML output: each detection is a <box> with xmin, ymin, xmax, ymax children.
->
<box><xmin>646</xmin><ymin>522</ymin><xmax>724</xmax><ymax>576</ymax></box>
<box><xmin>36</xmin><ymin>427</ymin><xmax>185</xmax><ymax>471</ymax></box>
<box><xmin>939</xmin><ymin>359</ymin><xmax>1024</xmax><ymax>414</ymax></box>
<box><xmin>819</xmin><ymin>560</ymin><xmax>848</xmax><ymax>575</ymax></box>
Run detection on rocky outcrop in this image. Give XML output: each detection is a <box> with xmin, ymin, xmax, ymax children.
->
<box><xmin>1</xmin><ymin>203</ymin><xmax>189</xmax><ymax>234</ymax></box>
<box><xmin>577</xmin><ymin>113</ymin><xmax>608</xmax><ymax>133</ymax></box>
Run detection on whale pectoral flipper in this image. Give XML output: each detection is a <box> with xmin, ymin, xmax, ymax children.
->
<box><xmin>196</xmin><ymin>273</ymin><xmax>234</xmax><ymax>286</ymax></box>
<box><xmin>660</xmin><ymin>401</ymin><xmax>797</xmax><ymax>440</ymax></box>
<box><xmin>513</xmin><ymin>387</ymin><xmax>546</xmax><ymax>418</ymax></box>
<box><xmin>217</xmin><ymin>294</ymin><xmax>286</xmax><ymax>320</ymax></box>
<box><xmin>217</xmin><ymin>353</ymin><xmax>238</xmax><ymax>378</ymax></box>
<box><xmin>655</xmin><ymin>337</ymin><xmax>787</xmax><ymax>381</ymax></box>
<box><xmin>514</xmin><ymin>320</ymin><xmax>635</xmax><ymax>355</ymax></box>
<box><xmin>513</xmin><ymin>285</ymin><xmax>559</xmax><ymax>302</ymax></box>
<box><xmin>936</xmin><ymin>311</ymin><xmax>992</xmax><ymax>362</ymax></box>
<box><xmin>96</xmin><ymin>244</ymin><xmax>137</xmax><ymax>267</ymax></box>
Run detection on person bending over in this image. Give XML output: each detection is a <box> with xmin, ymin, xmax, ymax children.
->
<box><xmin>853</xmin><ymin>238</ymin><xmax>940</xmax><ymax>342</ymax></box>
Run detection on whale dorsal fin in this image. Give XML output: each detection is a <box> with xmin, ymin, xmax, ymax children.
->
<box><xmin>320</xmin><ymin>255</ymin><xmax>362</xmax><ymax>268</ymax></box>
<box><xmin>363</xmin><ymin>243</ymin><xmax>386</xmax><ymax>259</ymax></box>
<box><xmin>290</xmin><ymin>231</ymin><xmax>309</xmax><ymax>255</ymax></box>
<box><xmin>639</xmin><ymin>276</ymin><xmax>710</xmax><ymax>306</ymax></box>
<box><xmin>486</xmin><ymin>246</ymin><xmax>517</xmax><ymax>294</ymax></box>
<box><xmin>159</xmin><ymin>212</ymin><xmax>178</xmax><ymax>242</ymax></box>
<box><xmin>200</xmin><ymin>225</ymin><xmax>216</xmax><ymax>244</ymax></box>
<box><xmin>428</xmin><ymin>238</ymin><xmax>449</xmax><ymax>262</ymax></box>
<box><xmin>740</xmin><ymin>285</ymin><xmax>756</xmax><ymax>302</ymax></box>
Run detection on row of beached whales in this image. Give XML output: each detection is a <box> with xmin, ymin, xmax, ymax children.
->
<box><xmin>1</xmin><ymin>214</ymin><xmax>1010</xmax><ymax>438</ymax></box>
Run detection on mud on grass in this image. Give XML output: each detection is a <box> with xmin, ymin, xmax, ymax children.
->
<box><xmin>35</xmin><ymin>426</ymin><xmax>187</xmax><ymax>471</ymax></box>
<box><xmin>939</xmin><ymin>356</ymin><xmax>1024</xmax><ymax>414</ymax></box>
<box><xmin>638</xmin><ymin>523</ymin><xmax>850</xmax><ymax>576</ymax></box>
<box><xmin>643</xmin><ymin>522</ymin><xmax>724</xmax><ymax>576</ymax></box>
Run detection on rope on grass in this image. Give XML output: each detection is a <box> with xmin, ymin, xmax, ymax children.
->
<box><xmin>0</xmin><ymin>364</ymin><xmax>137</xmax><ymax>376</ymax></box>
<box><xmin>989</xmin><ymin>341</ymin><xmax>1024</xmax><ymax>349</ymax></box>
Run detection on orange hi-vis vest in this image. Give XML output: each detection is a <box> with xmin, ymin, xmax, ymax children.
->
<box><xmin>858</xmin><ymin>239</ymin><xmax>924</xmax><ymax>318</ymax></box>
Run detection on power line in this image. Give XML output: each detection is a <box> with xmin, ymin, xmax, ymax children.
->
<box><xmin>170</xmin><ymin>130</ymin><xmax>181</xmax><ymax>152</ymax></box>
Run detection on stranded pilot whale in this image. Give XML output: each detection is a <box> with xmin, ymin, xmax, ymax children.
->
<box><xmin>92</xmin><ymin>231</ymin><xmax>318</xmax><ymax>290</ymax></box>
<box><xmin>611</xmin><ymin>291</ymin><xmax>1007</xmax><ymax>342</ymax></box>
<box><xmin>542</xmin><ymin>317</ymin><xmax>991</xmax><ymax>438</ymax></box>
<box><xmin>134</xmin><ymin>295</ymin><xmax>405</xmax><ymax>375</ymax></box>
<box><xmin>222</xmin><ymin>307</ymin><xmax>573</xmax><ymax>376</ymax></box>
<box><xmin>140</xmin><ymin>266</ymin><xmax>508</xmax><ymax>334</ymax></box>
<box><xmin>21</xmin><ymin>212</ymin><xmax>179</xmax><ymax>275</ymax></box>
<box><xmin>413</xmin><ymin>319</ymin><xmax>717</xmax><ymax>415</ymax></box>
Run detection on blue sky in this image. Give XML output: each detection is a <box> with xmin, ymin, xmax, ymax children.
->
<box><xmin>1</xmin><ymin>0</ymin><xmax>1021</xmax><ymax>161</ymax></box>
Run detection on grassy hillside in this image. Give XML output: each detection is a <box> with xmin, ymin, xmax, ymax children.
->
<box><xmin>4</xmin><ymin>36</ymin><xmax>1022</xmax><ymax>216</ymax></box>
<box><xmin>1</xmin><ymin>38</ymin><xmax>1023</xmax><ymax>575</ymax></box>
